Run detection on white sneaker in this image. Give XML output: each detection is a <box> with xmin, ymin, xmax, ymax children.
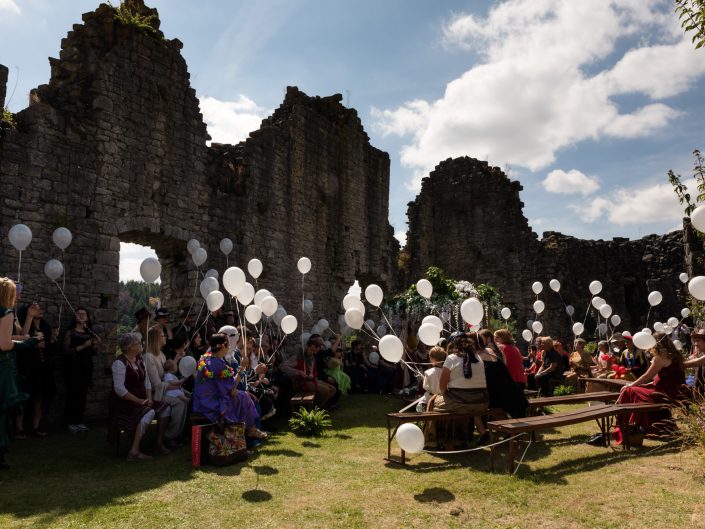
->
<box><xmin>77</xmin><ymin>424</ymin><xmax>89</xmax><ymax>432</ymax></box>
<box><xmin>68</xmin><ymin>424</ymin><xmax>80</xmax><ymax>434</ymax></box>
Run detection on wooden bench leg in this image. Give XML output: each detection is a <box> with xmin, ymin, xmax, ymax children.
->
<box><xmin>508</xmin><ymin>437</ymin><xmax>516</xmax><ymax>474</ymax></box>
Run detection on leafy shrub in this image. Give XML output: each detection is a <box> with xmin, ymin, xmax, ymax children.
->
<box><xmin>671</xmin><ymin>389</ymin><xmax>705</xmax><ymax>454</ymax></box>
<box><xmin>553</xmin><ymin>385</ymin><xmax>576</xmax><ymax>396</ymax></box>
<box><xmin>1</xmin><ymin>107</ymin><xmax>15</xmax><ymax>127</ymax></box>
<box><xmin>110</xmin><ymin>1</ymin><xmax>158</xmax><ymax>35</ymax></box>
<box><xmin>288</xmin><ymin>407</ymin><xmax>332</xmax><ymax>437</ymax></box>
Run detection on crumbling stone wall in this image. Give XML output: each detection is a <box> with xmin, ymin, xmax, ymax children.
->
<box><xmin>406</xmin><ymin>156</ymin><xmax>691</xmax><ymax>338</ymax></box>
<box><xmin>0</xmin><ymin>1</ymin><xmax>397</xmax><ymax>421</ymax></box>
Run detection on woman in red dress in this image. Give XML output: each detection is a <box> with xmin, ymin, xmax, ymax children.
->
<box><xmin>616</xmin><ymin>333</ymin><xmax>686</xmax><ymax>434</ymax></box>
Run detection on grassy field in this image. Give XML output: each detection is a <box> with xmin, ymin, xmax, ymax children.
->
<box><xmin>1</xmin><ymin>395</ymin><xmax>704</xmax><ymax>529</ymax></box>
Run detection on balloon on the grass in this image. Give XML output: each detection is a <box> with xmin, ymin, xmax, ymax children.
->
<box><xmin>44</xmin><ymin>259</ymin><xmax>64</xmax><ymax>281</ymax></box>
<box><xmin>245</xmin><ymin>305</ymin><xmax>262</xmax><ymax>324</ymax></box>
<box><xmin>179</xmin><ymin>356</ymin><xmax>197</xmax><ymax>377</ymax></box>
<box><xmin>396</xmin><ymin>423</ymin><xmax>424</xmax><ymax>454</ymax></box>
<box><xmin>379</xmin><ymin>335</ymin><xmax>403</xmax><ymax>362</ymax></box>
<box><xmin>549</xmin><ymin>279</ymin><xmax>560</xmax><ymax>292</ymax></box>
<box><xmin>690</xmin><ymin>204</ymin><xmax>705</xmax><ymax>232</ymax></box>
<box><xmin>531</xmin><ymin>281</ymin><xmax>543</xmax><ymax>294</ymax></box>
<box><xmin>280</xmin><ymin>315</ymin><xmax>298</xmax><ymax>335</ymax></box>
<box><xmin>344</xmin><ymin>308</ymin><xmax>364</xmax><ymax>329</ymax></box>
<box><xmin>192</xmin><ymin>247</ymin><xmax>207</xmax><ymax>267</ymax></box>
<box><xmin>223</xmin><ymin>267</ymin><xmax>246</xmax><ymax>297</ymax></box>
<box><xmin>200</xmin><ymin>277</ymin><xmax>219</xmax><ymax>299</ymax></box>
<box><xmin>460</xmin><ymin>297</ymin><xmax>484</xmax><ymax>325</ymax></box>
<box><xmin>303</xmin><ymin>299</ymin><xmax>313</xmax><ymax>314</ymax></box>
<box><xmin>254</xmin><ymin>289</ymin><xmax>271</xmax><ymax>307</ymax></box>
<box><xmin>297</xmin><ymin>257</ymin><xmax>311</xmax><ymax>274</ymax></box>
<box><xmin>219</xmin><ymin>238</ymin><xmax>233</xmax><ymax>255</ymax></box>
<box><xmin>260</xmin><ymin>296</ymin><xmax>278</xmax><ymax>317</ymax></box>
<box><xmin>52</xmin><ymin>227</ymin><xmax>72</xmax><ymax>250</ymax></box>
<box><xmin>247</xmin><ymin>258</ymin><xmax>263</xmax><ymax>279</ymax></box>
<box><xmin>521</xmin><ymin>329</ymin><xmax>533</xmax><ymax>342</ymax></box>
<box><xmin>533</xmin><ymin>300</ymin><xmax>545</xmax><ymax>314</ymax></box>
<box><xmin>206</xmin><ymin>291</ymin><xmax>224</xmax><ymax>312</ymax></box>
<box><xmin>572</xmin><ymin>322</ymin><xmax>584</xmax><ymax>335</ymax></box>
<box><xmin>647</xmin><ymin>291</ymin><xmax>662</xmax><ymax>306</ymax></box>
<box><xmin>689</xmin><ymin>276</ymin><xmax>705</xmax><ymax>301</ymax></box>
<box><xmin>566</xmin><ymin>305</ymin><xmax>575</xmax><ymax>317</ymax></box>
<box><xmin>205</xmin><ymin>269</ymin><xmax>219</xmax><ymax>279</ymax></box>
<box><xmin>416</xmin><ymin>279</ymin><xmax>433</xmax><ymax>299</ymax></box>
<box><xmin>599</xmin><ymin>304</ymin><xmax>612</xmax><ymax>318</ymax></box>
<box><xmin>365</xmin><ymin>284</ymin><xmax>384</xmax><ymax>307</ymax></box>
<box><xmin>187</xmin><ymin>239</ymin><xmax>200</xmax><ymax>255</ymax></box>
<box><xmin>9</xmin><ymin>223</ymin><xmax>32</xmax><ymax>251</ymax></box>
<box><xmin>500</xmin><ymin>307</ymin><xmax>511</xmax><ymax>320</ymax></box>
<box><xmin>679</xmin><ymin>272</ymin><xmax>689</xmax><ymax>283</ymax></box>
<box><xmin>532</xmin><ymin>321</ymin><xmax>543</xmax><ymax>333</ymax></box>
<box><xmin>422</xmin><ymin>315</ymin><xmax>443</xmax><ymax>331</ymax></box>
<box><xmin>237</xmin><ymin>282</ymin><xmax>255</xmax><ymax>305</ymax></box>
<box><xmin>140</xmin><ymin>257</ymin><xmax>161</xmax><ymax>283</ymax></box>
<box><xmin>682</xmin><ymin>308</ymin><xmax>691</xmax><ymax>318</ymax></box>
<box><xmin>589</xmin><ymin>280</ymin><xmax>602</xmax><ymax>295</ymax></box>
<box><xmin>610</xmin><ymin>314</ymin><xmax>621</xmax><ymax>326</ymax></box>
<box><xmin>633</xmin><ymin>331</ymin><xmax>656</xmax><ymax>350</ymax></box>
<box><xmin>418</xmin><ymin>323</ymin><xmax>440</xmax><ymax>346</ymax></box>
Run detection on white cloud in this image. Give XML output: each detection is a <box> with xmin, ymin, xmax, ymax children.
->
<box><xmin>199</xmin><ymin>95</ymin><xmax>270</xmax><ymax>145</ymax></box>
<box><xmin>394</xmin><ymin>230</ymin><xmax>407</xmax><ymax>247</ymax></box>
<box><xmin>120</xmin><ymin>243</ymin><xmax>158</xmax><ymax>283</ymax></box>
<box><xmin>542</xmin><ymin>169</ymin><xmax>600</xmax><ymax>195</ymax></box>
<box><xmin>0</xmin><ymin>0</ymin><xmax>20</xmax><ymax>16</ymax></box>
<box><xmin>570</xmin><ymin>197</ymin><xmax>612</xmax><ymax>223</ymax></box>
<box><xmin>374</xmin><ymin>0</ymin><xmax>705</xmax><ymax>191</ymax></box>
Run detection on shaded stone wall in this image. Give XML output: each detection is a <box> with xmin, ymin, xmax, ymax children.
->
<box><xmin>0</xmin><ymin>1</ymin><xmax>397</xmax><ymax>421</ymax></box>
<box><xmin>406</xmin><ymin>156</ymin><xmax>691</xmax><ymax>339</ymax></box>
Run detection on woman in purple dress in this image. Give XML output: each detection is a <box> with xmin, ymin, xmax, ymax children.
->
<box><xmin>193</xmin><ymin>333</ymin><xmax>267</xmax><ymax>439</ymax></box>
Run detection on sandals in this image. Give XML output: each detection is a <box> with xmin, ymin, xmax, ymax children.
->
<box><xmin>15</xmin><ymin>430</ymin><xmax>27</xmax><ymax>440</ymax></box>
<box><xmin>32</xmin><ymin>430</ymin><xmax>48</xmax><ymax>438</ymax></box>
<box><xmin>126</xmin><ymin>452</ymin><xmax>153</xmax><ymax>461</ymax></box>
<box><xmin>248</xmin><ymin>429</ymin><xmax>268</xmax><ymax>440</ymax></box>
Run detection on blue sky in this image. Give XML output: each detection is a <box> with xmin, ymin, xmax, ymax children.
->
<box><xmin>2</xmin><ymin>0</ymin><xmax>704</xmax><ymax>281</ymax></box>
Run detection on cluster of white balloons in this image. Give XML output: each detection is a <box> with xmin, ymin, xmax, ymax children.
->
<box><xmin>8</xmin><ymin>224</ymin><xmax>76</xmax><ymax>282</ymax></box>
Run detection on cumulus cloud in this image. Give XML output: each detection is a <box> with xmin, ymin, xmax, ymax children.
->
<box><xmin>373</xmin><ymin>0</ymin><xmax>705</xmax><ymax>191</ymax></box>
<box><xmin>119</xmin><ymin>243</ymin><xmax>158</xmax><ymax>283</ymax></box>
<box><xmin>542</xmin><ymin>169</ymin><xmax>600</xmax><ymax>195</ymax></box>
<box><xmin>394</xmin><ymin>230</ymin><xmax>407</xmax><ymax>247</ymax></box>
<box><xmin>0</xmin><ymin>0</ymin><xmax>20</xmax><ymax>15</ymax></box>
<box><xmin>199</xmin><ymin>95</ymin><xmax>270</xmax><ymax>145</ymax></box>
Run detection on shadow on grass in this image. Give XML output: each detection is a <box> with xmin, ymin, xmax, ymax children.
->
<box><xmin>258</xmin><ymin>448</ymin><xmax>303</xmax><ymax>457</ymax></box>
<box><xmin>242</xmin><ymin>489</ymin><xmax>273</xmax><ymax>502</ymax></box>
<box><xmin>301</xmin><ymin>441</ymin><xmax>321</xmax><ymax>448</ymax></box>
<box><xmin>332</xmin><ymin>432</ymin><xmax>352</xmax><ymax>440</ymax></box>
<box><xmin>252</xmin><ymin>465</ymin><xmax>279</xmax><ymax>476</ymax></box>
<box><xmin>413</xmin><ymin>487</ymin><xmax>455</xmax><ymax>503</ymax></box>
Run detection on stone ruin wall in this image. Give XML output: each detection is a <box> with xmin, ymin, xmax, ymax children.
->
<box><xmin>0</xmin><ymin>2</ymin><xmax>397</xmax><ymax>421</ymax></box>
<box><xmin>405</xmin><ymin>157</ymin><xmax>694</xmax><ymax>341</ymax></box>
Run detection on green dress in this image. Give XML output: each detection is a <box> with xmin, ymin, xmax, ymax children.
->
<box><xmin>0</xmin><ymin>308</ymin><xmax>30</xmax><ymax>450</ymax></box>
<box><xmin>323</xmin><ymin>358</ymin><xmax>351</xmax><ymax>395</ymax></box>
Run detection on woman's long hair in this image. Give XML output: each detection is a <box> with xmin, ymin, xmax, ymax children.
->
<box><xmin>69</xmin><ymin>307</ymin><xmax>92</xmax><ymax>330</ymax></box>
<box><xmin>448</xmin><ymin>333</ymin><xmax>481</xmax><ymax>378</ymax></box>
<box><xmin>651</xmin><ymin>332</ymin><xmax>684</xmax><ymax>369</ymax></box>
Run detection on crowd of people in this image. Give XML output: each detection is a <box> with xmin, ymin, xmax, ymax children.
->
<box><xmin>1</xmin><ymin>274</ymin><xmax>705</xmax><ymax>467</ymax></box>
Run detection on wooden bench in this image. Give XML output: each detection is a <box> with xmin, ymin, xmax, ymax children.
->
<box><xmin>488</xmin><ymin>402</ymin><xmax>670</xmax><ymax>474</ymax></box>
<box><xmin>579</xmin><ymin>377</ymin><xmax>629</xmax><ymax>392</ymax></box>
<box><xmin>290</xmin><ymin>392</ymin><xmax>316</xmax><ymax>411</ymax></box>
<box><xmin>385</xmin><ymin>408</ymin><xmax>506</xmax><ymax>465</ymax></box>
<box><xmin>527</xmin><ymin>391</ymin><xmax>621</xmax><ymax>414</ymax></box>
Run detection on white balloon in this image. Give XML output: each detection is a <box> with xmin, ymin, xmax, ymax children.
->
<box><xmin>179</xmin><ymin>356</ymin><xmax>197</xmax><ymax>377</ymax></box>
<box><xmin>418</xmin><ymin>323</ymin><xmax>441</xmax><ymax>346</ymax></box>
<box><xmin>396</xmin><ymin>423</ymin><xmax>424</xmax><ymax>454</ymax></box>
<box><xmin>254</xmin><ymin>289</ymin><xmax>272</xmax><ymax>307</ymax></box>
<box><xmin>379</xmin><ymin>335</ymin><xmax>403</xmax><ymax>363</ymax></box>
<box><xmin>219</xmin><ymin>238</ymin><xmax>233</xmax><ymax>255</ymax></box>
<box><xmin>368</xmin><ymin>351</ymin><xmax>380</xmax><ymax>365</ymax></box>
<box><xmin>237</xmin><ymin>282</ymin><xmax>255</xmax><ymax>305</ymax></box>
<box><xmin>691</xmin><ymin>204</ymin><xmax>705</xmax><ymax>232</ymax></box>
<box><xmin>52</xmin><ymin>227</ymin><xmax>72</xmax><ymax>250</ymax></box>
<box><xmin>348</xmin><ymin>280</ymin><xmax>362</xmax><ymax>299</ymax></box>
<box><xmin>532</xmin><ymin>321</ymin><xmax>543</xmax><ymax>333</ymax></box>
<box><xmin>610</xmin><ymin>315</ymin><xmax>621</xmax><ymax>326</ymax></box>
<box><xmin>533</xmin><ymin>300</ymin><xmax>545</xmax><ymax>314</ymax></box>
<box><xmin>260</xmin><ymin>296</ymin><xmax>278</xmax><ymax>317</ymax></box>
<box><xmin>187</xmin><ymin>239</ymin><xmax>200</xmax><ymax>255</ymax></box>
<box><xmin>422</xmin><ymin>315</ymin><xmax>443</xmax><ymax>331</ymax></box>
<box><xmin>632</xmin><ymin>331</ymin><xmax>656</xmax><ymax>350</ymax></box>
<box><xmin>365</xmin><ymin>284</ymin><xmax>384</xmax><ymax>307</ymax></box>
<box><xmin>206</xmin><ymin>291</ymin><xmax>224</xmax><ymax>312</ymax></box>
<box><xmin>376</xmin><ymin>324</ymin><xmax>387</xmax><ymax>337</ymax></box>
<box><xmin>205</xmin><ymin>269</ymin><xmax>219</xmax><ymax>279</ymax></box>
<box><xmin>654</xmin><ymin>322</ymin><xmax>665</xmax><ymax>333</ymax></box>
<box><xmin>647</xmin><ymin>291</ymin><xmax>663</xmax><ymax>307</ymax></box>
<box><xmin>689</xmin><ymin>276</ymin><xmax>705</xmax><ymax>301</ymax></box>
<box><xmin>302</xmin><ymin>332</ymin><xmax>312</xmax><ymax>345</ymax></box>
<box><xmin>223</xmin><ymin>267</ymin><xmax>246</xmax><ymax>297</ymax></box>
<box><xmin>549</xmin><ymin>279</ymin><xmax>560</xmax><ymax>292</ymax></box>
<box><xmin>273</xmin><ymin>307</ymin><xmax>287</xmax><ymax>326</ymax></box>
<box><xmin>592</xmin><ymin>296</ymin><xmax>605</xmax><ymax>309</ymax></box>
<box><xmin>416</xmin><ymin>279</ymin><xmax>433</xmax><ymax>299</ymax></box>
<box><xmin>597</xmin><ymin>323</ymin><xmax>608</xmax><ymax>335</ymax></box>
<box><xmin>667</xmin><ymin>317</ymin><xmax>679</xmax><ymax>328</ymax></box>
<box><xmin>245</xmin><ymin>305</ymin><xmax>262</xmax><ymax>324</ymax></box>
<box><xmin>572</xmin><ymin>322</ymin><xmax>584</xmax><ymax>335</ymax></box>
<box><xmin>682</xmin><ymin>308</ymin><xmax>691</xmax><ymax>318</ymax></box>
<box><xmin>44</xmin><ymin>259</ymin><xmax>64</xmax><ymax>281</ymax></box>
<box><xmin>8</xmin><ymin>224</ymin><xmax>32</xmax><ymax>251</ymax></box>
<box><xmin>365</xmin><ymin>319</ymin><xmax>375</xmax><ymax>330</ymax></box>
<box><xmin>343</xmin><ymin>293</ymin><xmax>361</xmax><ymax>311</ymax></box>
<box><xmin>599</xmin><ymin>304</ymin><xmax>612</xmax><ymax>318</ymax></box>
<box><xmin>318</xmin><ymin>318</ymin><xmax>329</xmax><ymax>330</ymax></box>
<box><xmin>192</xmin><ymin>247</ymin><xmax>207</xmax><ymax>267</ymax></box>
<box><xmin>460</xmin><ymin>297</ymin><xmax>484</xmax><ymax>325</ymax></box>
<box><xmin>663</xmin><ymin>324</ymin><xmax>673</xmax><ymax>334</ymax></box>
<box><xmin>344</xmin><ymin>308</ymin><xmax>364</xmax><ymax>329</ymax></box>
<box><xmin>310</xmin><ymin>324</ymin><xmax>321</xmax><ymax>336</ymax></box>
<box><xmin>303</xmin><ymin>299</ymin><xmax>313</xmax><ymax>314</ymax></box>
<box><xmin>280</xmin><ymin>315</ymin><xmax>298</xmax><ymax>335</ymax></box>
<box><xmin>679</xmin><ymin>272</ymin><xmax>689</xmax><ymax>283</ymax></box>
<box><xmin>527</xmin><ymin>319</ymin><xmax>534</xmax><ymax>329</ymax></box>
<box><xmin>589</xmin><ymin>280</ymin><xmax>602</xmax><ymax>295</ymax></box>
<box><xmin>566</xmin><ymin>305</ymin><xmax>575</xmax><ymax>316</ymax></box>
<box><xmin>200</xmin><ymin>277</ymin><xmax>219</xmax><ymax>300</ymax></box>
<box><xmin>673</xmin><ymin>339</ymin><xmax>683</xmax><ymax>351</ymax></box>
<box><xmin>642</xmin><ymin>328</ymin><xmax>652</xmax><ymax>334</ymax></box>
<box><xmin>247</xmin><ymin>258</ymin><xmax>263</xmax><ymax>279</ymax></box>
<box><xmin>139</xmin><ymin>257</ymin><xmax>161</xmax><ymax>283</ymax></box>
<box><xmin>521</xmin><ymin>329</ymin><xmax>533</xmax><ymax>342</ymax></box>
<box><xmin>531</xmin><ymin>281</ymin><xmax>543</xmax><ymax>294</ymax></box>
<box><xmin>500</xmin><ymin>307</ymin><xmax>511</xmax><ymax>320</ymax></box>
<box><xmin>297</xmin><ymin>257</ymin><xmax>312</xmax><ymax>274</ymax></box>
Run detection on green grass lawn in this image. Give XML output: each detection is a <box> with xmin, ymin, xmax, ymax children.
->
<box><xmin>1</xmin><ymin>395</ymin><xmax>704</xmax><ymax>529</ymax></box>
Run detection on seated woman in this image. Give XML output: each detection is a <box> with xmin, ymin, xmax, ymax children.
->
<box><xmin>617</xmin><ymin>332</ymin><xmax>686</xmax><ymax>435</ymax></box>
<box><xmin>567</xmin><ymin>337</ymin><xmax>595</xmax><ymax>379</ymax></box>
<box><xmin>478</xmin><ymin>329</ymin><xmax>528</xmax><ymax>418</ymax></box>
<box><xmin>192</xmin><ymin>333</ymin><xmax>267</xmax><ymax>440</ymax></box>
<box><xmin>108</xmin><ymin>332</ymin><xmax>171</xmax><ymax>460</ymax></box>
<box><xmin>493</xmin><ymin>329</ymin><xmax>527</xmax><ymax>390</ymax></box>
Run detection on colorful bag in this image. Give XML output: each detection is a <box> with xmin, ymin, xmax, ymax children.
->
<box><xmin>207</xmin><ymin>422</ymin><xmax>248</xmax><ymax>466</ymax></box>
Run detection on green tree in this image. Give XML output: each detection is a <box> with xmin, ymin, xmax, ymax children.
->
<box><xmin>676</xmin><ymin>0</ymin><xmax>705</xmax><ymax>49</ymax></box>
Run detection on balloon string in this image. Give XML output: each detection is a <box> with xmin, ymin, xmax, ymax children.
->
<box><xmin>301</xmin><ymin>274</ymin><xmax>305</xmax><ymax>355</ymax></box>
<box><xmin>175</xmin><ymin>268</ymin><xmax>201</xmax><ymax>335</ymax></box>
<box><xmin>59</xmin><ymin>250</ymin><xmax>66</xmax><ymax>328</ymax></box>
<box><xmin>17</xmin><ymin>250</ymin><xmax>22</xmax><ymax>284</ymax></box>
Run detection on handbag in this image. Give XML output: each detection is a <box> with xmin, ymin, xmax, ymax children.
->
<box><xmin>207</xmin><ymin>422</ymin><xmax>248</xmax><ymax>466</ymax></box>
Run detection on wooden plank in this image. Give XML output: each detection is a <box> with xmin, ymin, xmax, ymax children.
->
<box><xmin>528</xmin><ymin>391</ymin><xmax>621</xmax><ymax>409</ymax></box>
